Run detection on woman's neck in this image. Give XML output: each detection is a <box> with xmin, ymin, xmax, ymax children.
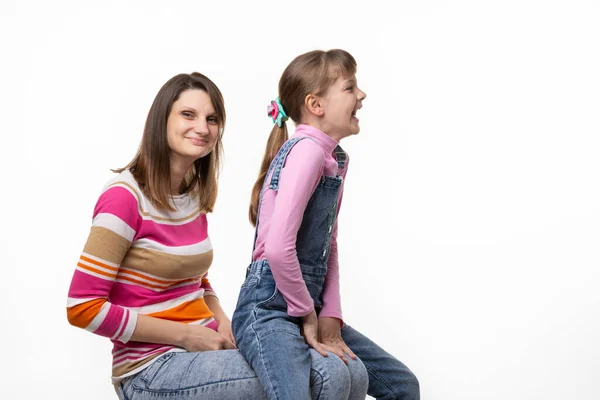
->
<box><xmin>170</xmin><ymin>158</ymin><xmax>191</xmax><ymax>195</ymax></box>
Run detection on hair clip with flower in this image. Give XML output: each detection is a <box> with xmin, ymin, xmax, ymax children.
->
<box><xmin>267</xmin><ymin>97</ymin><xmax>289</xmax><ymax>127</ymax></box>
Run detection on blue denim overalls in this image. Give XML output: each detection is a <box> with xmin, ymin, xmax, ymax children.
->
<box><xmin>232</xmin><ymin>137</ymin><xmax>420</xmax><ymax>400</ymax></box>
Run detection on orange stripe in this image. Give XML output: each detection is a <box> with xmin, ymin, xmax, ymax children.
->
<box><xmin>147</xmin><ymin>298</ymin><xmax>213</xmax><ymax>323</ymax></box>
<box><xmin>67</xmin><ymin>298</ymin><xmax>106</xmax><ymax>328</ymax></box>
<box><xmin>119</xmin><ymin>268</ymin><xmax>200</xmax><ymax>286</ymax></box>
<box><xmin>118</xmin><ymin>274</ymin><xmax>200</xmax><ymax>291</ymax></box>
<box><xmin>116</xmin><ymin>274</ymin><xmax>169</xmax><ymax>290</ymax></box>
<box><xmin>80</xmin><ymin>255</ymin><xmax>119</xmax><ymax>272</ymax></box>
<box><xmin>77</xmin><ymin>262</ymin><xmax>117</xmax><ymax>279</ymax></box>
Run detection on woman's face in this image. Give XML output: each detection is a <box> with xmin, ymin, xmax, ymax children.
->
<box><xmin>166</xmin><ymin>89</ymin><xmax>220</xmax><ymax>167</ymax></box>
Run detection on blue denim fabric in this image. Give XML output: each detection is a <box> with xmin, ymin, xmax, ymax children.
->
<box><xmin>116</xmin><ymin>349</ymin><xmax>361</xmax><ymax>400</ymax></box>
<box><xmin>232</xmin><ymin>136</ymin><xmax>420</xmax><ymax>399</ymax></box>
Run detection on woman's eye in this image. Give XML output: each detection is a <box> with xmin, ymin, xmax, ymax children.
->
<box><xmin>207</xmin><ymin>116</ymin><xmax>219</xmax><ymax>125</ymax></box>
<box><xmin>182</xmin><ymin>111</ymin><xmax>194</xmax><ymax>118</ymax></box>
<box><xmin>346</xmin><ymin>86</ymin><xmax>354</xmax><ymax>91</ymax></box>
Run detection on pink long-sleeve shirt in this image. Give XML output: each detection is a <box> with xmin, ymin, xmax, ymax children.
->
<box><xmin>252</xmin><ymin>124</ymin><xmax>348</xmax><ymax>320</ymax></box>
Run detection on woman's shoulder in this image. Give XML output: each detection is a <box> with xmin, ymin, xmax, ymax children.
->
<box><xmin>98</xmin><ymin>169</ymin><xmax>144</xmax><ymax>206</ymax></box>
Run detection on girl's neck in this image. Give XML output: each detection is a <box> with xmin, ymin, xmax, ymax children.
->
<box><xmin>300</xmin><ymin>121</ymin><xmax>345</xmax><ymax>142</ymax></box>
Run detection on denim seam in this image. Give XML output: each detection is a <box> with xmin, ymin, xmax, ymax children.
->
<box><xmin>131</xmin><ymin>376</ymin><xmax>260</xmax><ymax>394</ymax></box>
<box><xmin>257</xmin><ymin>328</ymin><xmax>302</xmax><ymax>339</ymax></box>
<box><xmin>310</xmin><ymin>368</ymin><xmax>324</xmax><ymax>400</ymax></box>
<box><xmin>363</xmin><ymin>362</ymin><xmax>399</xmax><ymax>399</ymax></box>
<box><xmin>118</xmin><ymin>383</ymin><xmax>130</xmax><ymax>400</ymax></box>
<box><xmin>137</xmin><ymin>352</ymin><xmax>174</xmax><ymax>387</ymax></box>
<box><xmin>250</xmin><ymin>317</ymin><xmax>279</xmax><ymax>400</ymax></box>
<box><xmin>254</xmin><ymin>285</ymin><xmax>279</xmax><ymax>309</ymax></box>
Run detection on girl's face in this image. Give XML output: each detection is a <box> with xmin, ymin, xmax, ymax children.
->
<box><xmin>166</xmin><ymin>89</ymin><xmax>220</xmax><ymax>167</ymax></box>
<box><xmin>319</xmin><ymin>74</ymin><xmax>366</xmax><ymax>140</ymax></box>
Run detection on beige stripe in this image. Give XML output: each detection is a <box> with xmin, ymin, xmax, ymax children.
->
<box><xmin>121</xmin><ymin>247</ymin><xmax>213</xmax><ymax>280</ymax></box>
<box><xmin>112</xmin><ymin>351</ymin><xmax>165</xmax><ymax>378</ymax></box>
<box><xmin>84</xmin><ymin>227</ymin><xmax>132</xmax><ymax>265</ymax></box>
<box><xmin>107</xmin><ymin>181</ymin><xmax>200</xmax><ymax>223</ymax></box>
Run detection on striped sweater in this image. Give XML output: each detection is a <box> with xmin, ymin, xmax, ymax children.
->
<box><xmin>66</xmin><ymin>170</ymin><xmax>217</xmax><ymax>383</ymax></box>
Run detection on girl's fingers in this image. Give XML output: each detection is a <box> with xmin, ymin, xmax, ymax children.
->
<box><xmin>342</xmin><ymin>343</ymin><xmax>357</xmax><ymax>359</ymax></box>
<box><xmin>309</xmin><ymin>339</ymin><xmax>329</xmax><ymax>358</ymax></box>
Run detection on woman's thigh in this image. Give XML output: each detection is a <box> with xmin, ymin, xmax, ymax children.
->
<box><xmin>119</xmin><ymin>350</ymin><xmax>268</xmax><ymax>400</ymax></box>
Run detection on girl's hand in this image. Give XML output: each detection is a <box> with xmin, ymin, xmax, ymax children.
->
<box><xmin>217</xmin><ymin>317</ymin><xmax>236</xmax><ymax>347</ymax></box>
<box><xmin>317</xmin><ymin>317</ymin><xmax>357</xmax><ymax>364</ymax></box>
<box><xmin>301</xmin><ymin>310</ymin><xmax>331</xmax><ymax>358</ymax></box>
<box><xmin>180</xmin><ymin>324</ymin><xmax>236</xmax><ymax>352</ymax></box>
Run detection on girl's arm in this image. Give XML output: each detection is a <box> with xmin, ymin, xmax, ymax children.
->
<box><xmin>264</xmin><ymin>139</ymin><xmax>325</xmax><ymax>317</ymax></box>
<box><xmin>319</xmin><ymin>154</ymin><xmax>349</xmax><ymax>323</ymax></box>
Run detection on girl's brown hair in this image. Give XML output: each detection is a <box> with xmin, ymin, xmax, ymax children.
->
<box><xmin>249</xmin><ymin>49</ymin><xmax>356</xmax><ymax>225</ymax></box>
<box><xmin>115</xmin><ymin>72</ymin><xmax>225</xmax><ymax>213</ymax></box>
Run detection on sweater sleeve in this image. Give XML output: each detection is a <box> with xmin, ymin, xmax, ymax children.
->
<box><xmin>264</xmin><ymin>139</ymin><xmax>325</xmax><ymax>317</ymax></box>
<box><xmin>66</xmin><ymin>185</ymin><xmax>140</xmax><ymax>343</ymax></box>
<box><xmin>319</xmin><ymin>154</ymin><xmax>350</xmax><ymax>322</ymax></box>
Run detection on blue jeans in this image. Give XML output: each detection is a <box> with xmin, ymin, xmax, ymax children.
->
<box><xmin>341</xmin><ymin>325</ymin><xmax>420</xmax><ymax>400</ymax></box>
<box><xmin>233</xmin><ymin>262</ymin><xmax>418</xmax><ymax>400</ymax></box>
<box><xmin>116</xmin><ymin>349</ymin><xmax>367</xmax><ymax>400</ymax></box>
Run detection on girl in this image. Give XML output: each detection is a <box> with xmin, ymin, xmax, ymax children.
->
<box><xmin>232</xmin><ymin>50</ymin><xmax>420</xmax><ymax>400</ymax></box>
<box><xmin>66</xmin><ymin>72</ymin><xmax>350</xmax><ymax>399</ymax></box>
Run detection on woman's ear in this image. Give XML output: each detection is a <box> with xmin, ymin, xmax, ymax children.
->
<box><xmin>304</xmin><ymin>94</ymin><xmax>325</xmax><ymax>117</ymax></box>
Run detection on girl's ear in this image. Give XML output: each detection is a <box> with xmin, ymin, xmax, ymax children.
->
<box><xmin>304</xmin><ymin>94</ymin><xmax>325</xmax><ymax>117</ymax></box>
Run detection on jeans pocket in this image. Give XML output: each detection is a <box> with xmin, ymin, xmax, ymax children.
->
<box><xmin>256</xmin><ymin>281</ymin><xmax>288</xmax><ymax>311</ymax></box>
<box><xmin>241</xmin><ymin>264</ymin><xmax>258</xmax><ymax>289</ymax></box>
<box><xmin>133</xmin><ymin>352</ymin><xmax>175</xmax><ymax>390</ymax></box>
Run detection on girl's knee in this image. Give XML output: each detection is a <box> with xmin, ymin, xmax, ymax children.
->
<box><xmin>346</xmin><ymin>357</ymin><xmax>368</xmax><ymax>399</ymax></box>
<box><xmin>405</xmin><ymin>371</ymin><xmax>420</xmax><ymax>399</ymax></box>
<box><xmin>310</xmin><ymin>352</ymin><xmax>351</xmax><ymax>397</ymax></box>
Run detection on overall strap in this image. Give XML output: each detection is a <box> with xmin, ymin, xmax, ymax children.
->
<box><xmin>250</xmin><ymin>136</ymin><xmax>316</xmax><ymax>260</ymax></box>
<box><xmin>333</xmin><ymin>145</ymin><xmax>347</xmax><ymax>173</ymax></box>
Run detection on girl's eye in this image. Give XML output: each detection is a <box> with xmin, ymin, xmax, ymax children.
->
<box><xmin>345</xmin><ymin>86</ymin><xmax>354</xmax><ymax>91</ymax></box>
<box><xmin>207</xmin><ymin>116</ymin><xmax>219</xmax><ymax>125</ymax></box>
<box><xmin>182</xmin><ymin>111</ymin><xmax>194</xmax><ymax>118</ymax></box>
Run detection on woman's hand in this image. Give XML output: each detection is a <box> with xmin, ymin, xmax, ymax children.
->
<box><xmin>203</xmin><ymin>295</ymin><xmax>236</xmax><ymax>348</ymax></box>
<box><xmin>180</xmin><ymin>324</ymin><xmax>236</xmax><ymax>352</ymax></box>
<box><xmin>217</xmin><ymin>317</ymin><xmax>236</xmax><ymax>347</ymax></box>
<box><xmin>317</xmin><ymin>317</ymin><xmax>356</xmax><ymax>364</ymax></box>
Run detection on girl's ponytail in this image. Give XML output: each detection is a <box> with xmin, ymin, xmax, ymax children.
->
<box><xmin>249</xmin><ymin>99</ymin><xmax>289</xmax><ymax>226</ymax></box>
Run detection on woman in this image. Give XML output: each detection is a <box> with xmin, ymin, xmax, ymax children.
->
<box><xmin>66</xmin><ymin>72</ymin><xmax>353</xmax><ymax>399</ymax></box>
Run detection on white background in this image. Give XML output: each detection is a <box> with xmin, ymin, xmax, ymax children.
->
<box><xmin>1</xmin><ymin>0</ymin><xmax>599</xmax><ymax>399</ymax></box>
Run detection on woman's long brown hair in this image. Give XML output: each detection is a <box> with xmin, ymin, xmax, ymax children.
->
<box><xmin>115</xmin><ymin>72</ymin><xmax>226</xmax><ymax>213</ymax></box>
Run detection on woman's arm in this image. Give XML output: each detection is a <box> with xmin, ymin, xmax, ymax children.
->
<box><xmin>66</xmin><ymin>186</ymin><xmax>233</xmax><ymax>351</ymax></box>
<box><xmin>130</xmin><ymin>314</ymin><xmax>235</xmax><ymax>351</ymax></box>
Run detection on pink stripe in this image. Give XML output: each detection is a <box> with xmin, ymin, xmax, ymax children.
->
<box><xmin>205</xmin><ymin>319</ymin><xmax>218</xmax><ymax>331</ymax></box>
<box><xmin>115</xmin><ymin>311</ymin><xmax>130</xmax><ymax>340</ymax></box>
<box><xmin>200</xmin><ymin>275</ymin><xmax>214</xmax><ymax>292</ymax></box>
<box><xmin>112</xmin><ymin>341</ymin><xmax>167</xmax><ymax>354</ymax></box>
<box><xmin>116</xmin><ymin>348</ymin><xmax>161</xmax><ymax>357</ymax></box>
<box><xmin>134</xmin><ymin>214</ymin><xmax>208</xmax><ymax>246</ymax></box>
<box><xmin>68</xmin><ymin>269</ymin><xmax>114</xmax><ymax>298</ymax></box>
<box><xmin>112</xmin><ymin>346</ymin><xmax>175</xmax><ymax>365</ymax></box>
<box><xmin>94</xmin><ymin>187</ymin><xmax>140</xmax><ymax>230</ymax></box>
<box><xmin>94</xmin><ymin>305</ymin><xmax>125</xmax><ymax>337</ymax></box>
<box><xmin>109</xmin><ymin>280</ymin><xmax>201</xmax><ymax>308</ymax></box>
